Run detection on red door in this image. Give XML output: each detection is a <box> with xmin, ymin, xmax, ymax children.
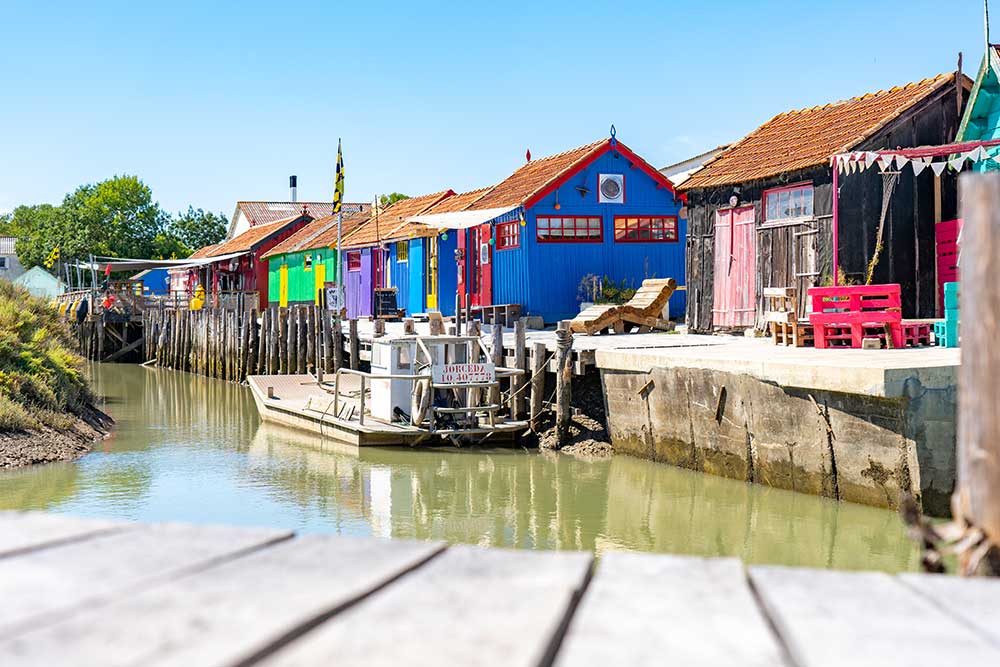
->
<box><xmin>372</xmin><ymin>247</ymin><xmax>386</xmax><ymax>289</ymax></box>
<box><xmin>712</xmin><ymin>206</ymin><xmax>756</xmax><ymax>328</ymax></box>
<box><xmin>935</xmin><ymin>218</ymin><xmax>962</xmax><ymax>316</ymax></box>
<box><xmin>458</xmin><ymin>228</ymin><xmax>468</xmax><ymax>309</ymax></box>
<box><xmin>471</xmin><ymin>223</ymin><xmax>492</xmax><ymax>307</ymax></box>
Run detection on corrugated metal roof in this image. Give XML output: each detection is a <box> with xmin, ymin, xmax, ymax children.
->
<box><xmin>681</xmin><ymin>73</ymin><xmax>965</xmax><ymax>190</ymax></box>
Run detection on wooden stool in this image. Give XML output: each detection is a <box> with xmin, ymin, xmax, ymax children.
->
<box><xmin>764</xmin><ymin>287</ymin><xmax>813</xmax><ymax>347</ymax></box>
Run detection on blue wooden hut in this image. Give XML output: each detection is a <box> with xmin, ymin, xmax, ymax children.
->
<box><xmin>410</xmin><ymin>137</ymin><xmax>686</xmax><ymax>324</ymax></box>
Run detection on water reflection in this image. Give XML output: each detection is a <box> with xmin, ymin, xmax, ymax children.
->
<box><xmin>0</xmin><ymin>364</ymin><xmax>920</xmax><ymax>572</ymax></box>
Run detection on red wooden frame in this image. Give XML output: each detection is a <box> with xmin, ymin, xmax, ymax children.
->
<box><xmin>763</xmin><ymin>182</ymin><xmax>814</xmax><ymax>222</ymax></box>
<box><xmin>346</xmin><ymin>250</ymin><xmax>361</xmax><ymax>272</ymax></box>
<box><xmin>536</xmin><ymin>216</ymin><xmax>603</xmax><ymax>243</ymax></box>
<box><xmin>613</xmin><ymin>216</ymin><xmax>678</xmax><ymax>242</ymax></box>
<box><xmin>496</xmin><ymin>221</ymin><xmax>520</xmax><ymax>249</ymax></box>
<box><xmin>807</xmin><ymin>284</ymin><xmax>904</xmax><ymax>348</ymax></box>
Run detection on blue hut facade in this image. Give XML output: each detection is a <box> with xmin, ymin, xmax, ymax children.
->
<box><xmin>412</xmin><ymin>138</ymin><xmax>686</xmax><ymax>324</ymax></box>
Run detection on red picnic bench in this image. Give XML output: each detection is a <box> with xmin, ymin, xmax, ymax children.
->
<box><xmin>808</xmin><ymin>284</ymin><xmax>904</xmax><ymax>349</ymax></box>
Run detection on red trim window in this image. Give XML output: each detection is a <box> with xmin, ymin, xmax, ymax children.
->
<box><xmin>496</xmin><ymin>221</ymin><xmax>520</xmax><ymax>249</ymax></box>
<box><xmin>536</xmin><ymin>216</ymin><xmax>602</xmax><ymax>243</ymax></box>
<box><xmin>346</xmin><ymin>251</ymin><xmax>361</xmax><ymax>272</ymax></box>
<box><xmin>764</xmin><ymin>183</ymin><xmax>814</xmax><ymax>222</ymax></box>
<box><xmin>613</xmin><ymin>216</ymin><xmax>678</xmax><ymax>242</ymax></box>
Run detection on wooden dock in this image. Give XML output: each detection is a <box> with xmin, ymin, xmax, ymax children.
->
<box><xmin>2</xmin><ymin>511</ymin><xmax>998</xmax><ymax>666</ymax></box>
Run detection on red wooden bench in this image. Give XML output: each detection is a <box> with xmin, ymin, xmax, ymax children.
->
<box><xmin>807</xmin><ymin>284</ymin><xmax>903</xmax><ymax>349</ymax></box>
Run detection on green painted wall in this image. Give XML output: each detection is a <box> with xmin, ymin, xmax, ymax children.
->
<box><xmin>267</xmin><ymin>248</ymin><xmax>339</xmax><ymax>305</ymax></box>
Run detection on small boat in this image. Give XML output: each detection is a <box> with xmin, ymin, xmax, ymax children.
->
<box><xmin>248</xmin><ymin>334</ymin><xmax>530</xmax><ymax>447</ymax></box>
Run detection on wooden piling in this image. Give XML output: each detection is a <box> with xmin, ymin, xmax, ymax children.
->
<box><xmin>490</xmin><ymin>322</ymin><xmax>503</xmax><ymax>407</ymax></box>
<box><xmin>333</xmin><ymin>317</ymin><xmax>343</xmax><ymax>372</ymax></box>
<box><xmin>403</xmin><ymin>319</ymin><xmax>415</xmax><ymax>335</ymax></box>
<box><xmin>321</xmin><ymin>309</ymin><xmax>333</xmax><ymax>373</ymax></box>
<box><xmin>555</xmin><ymin>321</ymin><xmax>573</xmax><ymax>447</ymax></box>
<box><xmin>530</xmin><ymin>341</ymin><xmax>546</xmax><ymax>433</ymax></box>
<box><xmin>373</xmin><ymin>319</ymin><xmax>386</xmax><ymax>337</ymax></box>
<box><xmin>511</xmin><ymin>318</ymin><xmax>526</xmax><ymax>419</ymax></box>
<box><xmin>349</xmin><ymin>319</ymin><xmax>359</xmax><ymax>370</ymax></box>
<box><xmin>955</xmin><ymin>173</ymin><xmax>1000</xmax><ymax>573</ymax></box>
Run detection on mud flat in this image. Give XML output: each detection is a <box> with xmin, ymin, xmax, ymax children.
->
<box><xmin>596</xmin><ymin>337</ymin><xmax>958</xmax><ymax>515</ymax></box>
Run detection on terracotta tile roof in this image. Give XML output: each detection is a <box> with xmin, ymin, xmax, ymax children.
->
<box><xmin>469</xmin><ymin>139</ymin><xmax>609</xmax><ymax>209</ymax></box>
<box><xmin>421</xmin><ymin>187</ymin><xmax>492</xmax><ymax>214</ymax></box>
<box><xmin>262</xmin><ymin>211</ymin><xmax>370</xmax><ymax>259</ymax></box>
<box><xmin>341</xmin><ymin>191</ymin><xmax>454</xmax><ymax>247</ymax></box>
<box><xmin>186</xmin><ymin>243</ymin><xmax>222</xmax><ymax>260</ymax></box>
<box><xmin>681</xmin><ymin>73</ymin><xmax>963</xmax><ymax>190</ymax></box>
<box><xmin>232</xmin><ymin>201</ymin><xmax>369</xmax><ymax>228</ymax></box>
<box><xmin>208</xmin><ymin>214</ymin><xmax>309</xmax><ymax>257</ymax></box>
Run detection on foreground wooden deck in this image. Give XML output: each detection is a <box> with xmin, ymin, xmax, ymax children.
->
<box><xmin>1</xmin><ymin>512</ymin><xmax>998</xmax><ymax>665</ymax></box>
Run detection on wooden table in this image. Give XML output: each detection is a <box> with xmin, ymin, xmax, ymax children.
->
<box><xmin>2</xmin><ymin>511</ymin><xmax>998</xmax><ymax>666</ymax></box>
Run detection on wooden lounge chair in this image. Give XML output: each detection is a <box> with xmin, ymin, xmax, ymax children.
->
<box><xmin>569</xmin><ymin>278</ymin><xmax>677</xmax><ymax>335</ymax></box>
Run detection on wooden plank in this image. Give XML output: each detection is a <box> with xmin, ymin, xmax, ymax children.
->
<box><xmin>0</xmin><ymin>512</ymin><xmax>125</xmax><ymax>559</ymax></box>
<box><xmin>0</xmin><ymin>522</ymin><xmax>289</xmax><ymax>639</ymax></box>
<box><xmin>261</xmin><ymin>545</ymin><xmax>592</xmax><ymax>667</ymax></box>
<box><xmin>900</xmin><ymin>573</ymin><xmax>1000</xmax><ymax>648</ymax></box>
<box><xmin>555</xmin><ymin>553</ymin><xmax>786</xmax><ymax>666</ymax></box>
<box><xmin>0</xmin><ymin>535</ymin><xmax>444</xmax><ymax>667</ymax></box>
<box><xmin>750</xmin><ymin>566</ymin><xmax>1000</xmax><ymax>666</ymax></box>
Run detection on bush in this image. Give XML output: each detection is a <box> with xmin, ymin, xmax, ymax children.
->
<box><xmin>0</xmin><ymin>281</ymin><xmax>93</xmax><ymax>433</ymax></box>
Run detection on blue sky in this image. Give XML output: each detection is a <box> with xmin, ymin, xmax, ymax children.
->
<box><xmin>0</xmin><ymin>1</ymin><xmax>991</xmax><ymax>217</ymax></box>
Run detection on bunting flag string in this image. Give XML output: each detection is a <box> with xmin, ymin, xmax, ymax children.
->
<box><xmin>833</xmin><ymin>141</ymin><xmax>1000</xmax><ymax>178</ymax></box>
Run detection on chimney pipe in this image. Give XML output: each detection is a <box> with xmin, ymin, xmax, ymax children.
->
<box><xmin>289</xmin><ymin>175</ymin><xmax>298</xmax><ymax>203</ymax></box>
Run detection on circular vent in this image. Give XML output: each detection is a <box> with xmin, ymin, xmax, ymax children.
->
<box><xmin>600</xmin><ymin>177</ymin><xmax>621</xmax><ymax>199</ymax></box>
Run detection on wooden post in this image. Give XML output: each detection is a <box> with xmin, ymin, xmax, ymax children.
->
<box><xmin>278</xmin><ymin>308</ymin><xmax>287</xmax><ymax>374</ymax></box>
<box><xmin>429</xmin><ymin>316</ymin><xmax>445</xmax><ymax>336</ymax></box>
<box><xmin>555</xmin><ymin>320</ymin><xmax>573</xmax><ymax>447</ymax></box>
<box><xmin>403</xmin><ymin>318</ymin><xmax>415</xmax><ymax>335</ymax></box>
<box><xmin>269</xmin><ymin>307</ymin><xmax>279</xmax><ymax>374</ymax></box>
<box><xmin>349</xmin><ymin>318</ymin><xmax>359</xmax><ymax>370</ymax></box>
<box><xmin>333</xmin><ymin>317</ymin><xmax>343</xmax><ymax>372</ymax></box>
<box><xmin>306</xmin><ymin>306</ymin><xmax>316</xmax><ymax>374</ymax></box>
<box><xmin>529</xmin><ymin>341</ymin><xmax>546</xmax><ymax>433</ymax></box>
<box><xmin>954</xmin><ymin>173</ymin><xmax>1000</xmax><ymax>574</ymax></box>
<box><xmin>490</xmin><ymin>322</ymin><xmax>503</xmax><ymax>407</ymax></box>
<box><xmin>511</xmin><ymin>318</ymin><xmax>526</xmax><ymax>419</ymax></box>
<box><xmin>297</xmin><ymin>307</ymin><xmax>307</xmax><ymax>374</ymax></box>
<box><xmin>321</xmin><ymin>308</ymin><xmax>332</xmax><ymax>373</ymax></box>
<box><xmin>455</xmin><ymin>292</ymin><xmax>462</xmax><ymax>333</ymax></box>
<box><xmin>373</xmin><ymin>319</ymin><xmax>386</xmax><ymax>337</ymax></box>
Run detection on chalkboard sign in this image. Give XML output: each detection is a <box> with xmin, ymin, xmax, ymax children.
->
<box><xmin>373</xmin><ymin>288</ymin><xmax>399</xmax><ymax>318</ymax></box>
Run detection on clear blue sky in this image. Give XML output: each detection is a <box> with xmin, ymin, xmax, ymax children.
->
<box><xmin>0</xmin><ymin>1</ymin><xmax>991</xmax><ymax>217</ymax></box>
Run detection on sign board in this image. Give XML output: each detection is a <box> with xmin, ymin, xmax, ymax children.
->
<box><xmin>323</xmin><ymin>281</ymin><xmax>343</xmax><ymax>312</ymax></box>
<box><xmin>432</xmin><ymin>362</ymin><xmax>495</xmax><ymax>385</ymax></box>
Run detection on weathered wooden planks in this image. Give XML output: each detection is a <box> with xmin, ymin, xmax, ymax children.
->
<box><xmin>0</xmin><ymin>535</ymin><xmax>443</xmax><ymax>667</ymax></box>
<box><xmin>900</xmin><ymin>573</ymin><xmax>1000</xmax><ymax>648</ymax></box>
<box><xmin>0</xmin><ymin>512</ymin><xmax>125</xmax><ymax>559</ymax></box>
<box><xmin>750</xmin><ymin>566</ymin><xmax>1000</xmax><ymax>665</ymax></box>
<box><xmin>260</xmin><ymin>545</ymin><xmax>592</xmax><ymax>667</ymax></box>
<box><xmin>555</xmin><ymin>553</ymin><xmax>787</xmax><ymax>666</ymax></box>
<box><xmin>0</xmin><ymin>522</ymin><xmax>289</xmax><ymax>639</ymax></box>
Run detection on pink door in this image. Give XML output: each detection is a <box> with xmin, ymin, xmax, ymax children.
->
<box><xmin>936</xmin><ymin>218</ymin><xmax>962</xmax><ymax>316</ymax></box>
<box><xmin>712</xmin><ymin>206</ymin><xmax>756</xmax><ymax>328</ymax></box>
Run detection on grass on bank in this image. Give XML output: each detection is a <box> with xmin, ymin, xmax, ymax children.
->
<box><xmin>0</xmin><ymin>280</ymin><xmax>93</xmax><ymax>433</ymax></box>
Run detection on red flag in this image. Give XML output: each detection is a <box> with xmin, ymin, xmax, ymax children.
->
<box><xmin>104</xmin><ymin>263</ymin><xmax>112</xmax><ymax>276</ymax></box>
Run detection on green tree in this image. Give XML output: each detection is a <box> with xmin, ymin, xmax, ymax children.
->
<box><xmin>168</xmin><ymin>206</ymin><xmax>228</xmax><ymax>251</ymax></box>
<box><xmin>380</xmin><ymin>192</ymin><xmax>410</xmax><ymax>208</ymax></box>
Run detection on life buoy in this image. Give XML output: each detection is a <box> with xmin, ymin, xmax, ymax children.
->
<box><xmin>410</xmin><ymin>378</ymin><xmax>431</xmax><ymax>426</ymax></box>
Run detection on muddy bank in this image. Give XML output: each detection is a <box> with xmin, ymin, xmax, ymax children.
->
<box><xmin>535</xmin><ymin>372</ymin><xmax>613</xmax><ymax>458</ymax></box>
<box><xmin>0</xmin><ymin>408</ymin><xmax>113</xmax><ymax>469</ymax></box>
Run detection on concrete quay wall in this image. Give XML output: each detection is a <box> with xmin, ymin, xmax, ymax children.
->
<box><xmin>596</xmin><ymin>344</ymin><xmax>958</xmax><ymax>515</ymax></box>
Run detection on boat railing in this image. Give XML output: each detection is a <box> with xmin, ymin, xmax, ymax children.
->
<box><xmin>331</xmin><ymin>366</ymin><xmax>524</xmax><ymax>431</ymax></box>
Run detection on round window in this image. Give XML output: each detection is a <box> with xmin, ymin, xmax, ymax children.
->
<box><xmin>601</xmin><ymin>177</ymin><xmax>621</xmax><ymax>199</ymax></box>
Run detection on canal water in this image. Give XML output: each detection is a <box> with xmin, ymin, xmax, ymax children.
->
<box><xmin>0</xmin><ymin>364</ymin><xmax>920</xmax><ymax>571</ymax></box>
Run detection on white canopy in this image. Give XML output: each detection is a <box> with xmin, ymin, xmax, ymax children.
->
<box><xmin>406</xmin><ymin>205</ymin><xmax>519</xmax><ymax>230</ymax></box>
<box><xmin>70</xmin><ymin>250</ymin><xmax>249</xmax><ymax>273</ymax></box>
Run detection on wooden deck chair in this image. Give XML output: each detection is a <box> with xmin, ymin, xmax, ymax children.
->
<box><xmin>618</xmin><ymin>278</ymin><xmax>677</xmax><ymax>332</ymax></box>
<box><xmin>569</xmin><ymin>304</ymin><xmax>622</xmax><ymax>335</ymax></box>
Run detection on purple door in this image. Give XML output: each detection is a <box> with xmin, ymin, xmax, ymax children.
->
<box><xmin>345</xmin><ymin>249</ymin><xmax>374</xmax><ymax>319</ymax></box>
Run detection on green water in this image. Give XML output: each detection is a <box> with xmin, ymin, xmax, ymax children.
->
<box><xmin>0</xmin><ymin>364</ymin><xmax>920</xmax><ymax>571</ymax></box>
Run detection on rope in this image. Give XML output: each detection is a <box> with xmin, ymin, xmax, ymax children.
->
<box><xmin>866</xmin><ymin>171</ymin><xmax>899</xmax><ymax>285</ymax></box>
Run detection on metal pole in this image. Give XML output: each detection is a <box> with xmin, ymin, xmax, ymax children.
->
<box><xmin>832</xmin><ymin>155</ymin><xmax>840</xmax><ymax>286</ymax></box>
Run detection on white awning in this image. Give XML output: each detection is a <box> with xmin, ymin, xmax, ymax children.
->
<box><xmin>70</xmin><ymin>251</ymin><xmax>249</xmax><ymax>273</ymax></box>
<box><xmin>406</xmin><ymin>205</ymin><xmax>519</xmax><ymax>230</ymax></box>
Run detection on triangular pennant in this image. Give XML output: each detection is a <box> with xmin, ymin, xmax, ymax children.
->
<box><xmin>961</xmin><ymin>150</ymin><xmax>978</xmax><ymax>163</ymax></box>
<box><xmin>911</xmin><ymin>158</ymin><xmax>929</xmax><ymax>176</ymax></box>
<box><xmin>894</xmin><ymin>155</ymin><xmax>910</xmax><ymax>169</ymax></box>
<box><xmin>877</xmin><ymin>156</ymin><xmax>893</xmax><ymax>172</ymax></box>
<box><xmin>848</xmin><ymin>159</ymin><xmax>857</xmax><ymax>174</ymax></box>
<box><xmin>865</xmin><ymin>151</ymin><xmax>879</xmax><ymax>169</ymax></box>
<box><xmin>930</xmin><ymin>161</ymin><xmax>947</xmax><ymax>177</ymax></box>
<box><xmin>949</xmin><ymin>156</ymin><xmax>966</xmax><ymax>172</ymax></box>
<box><xmin>856</xmin><ymin>158</ymin><xmax>868</xmax><ymax>173</ymax></box>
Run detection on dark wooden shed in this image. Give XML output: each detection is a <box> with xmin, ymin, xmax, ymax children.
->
<box><xmin>679</xmin><ymin>72</ymin><xmax>971</xmax><ymax>332</ymax></box>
